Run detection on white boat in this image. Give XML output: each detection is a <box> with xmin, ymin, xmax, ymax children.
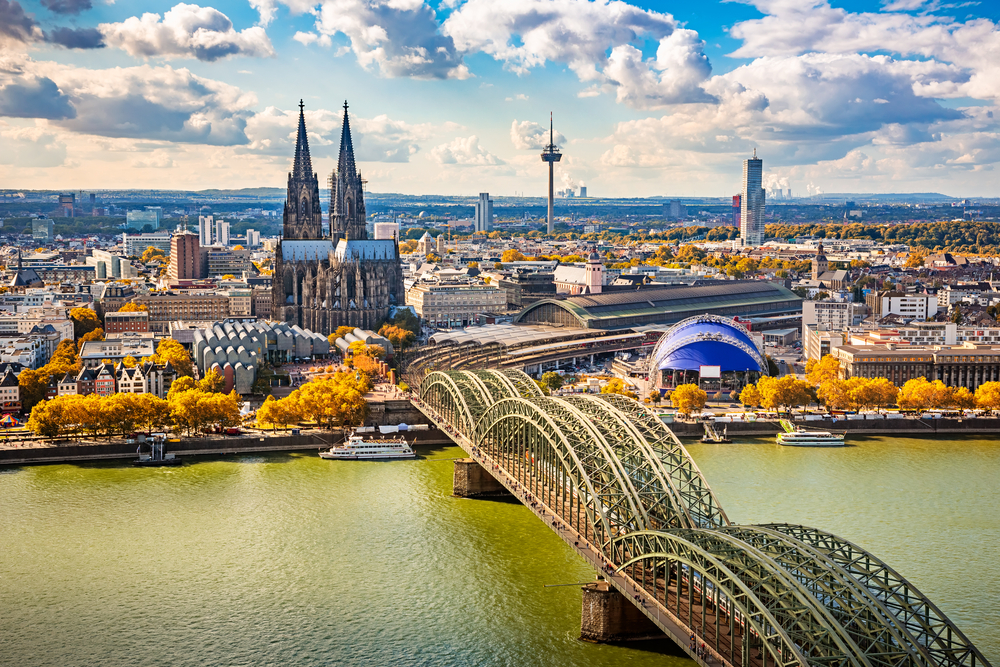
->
<box><xmin>776</xmin><ymin>429</ymin><xmax>846</xmax><ymax>447</ymax></box>
<box><xmin>320</xmin><ymin>431</ymin><xmax>416</xmax><ymax>460</ymax></box>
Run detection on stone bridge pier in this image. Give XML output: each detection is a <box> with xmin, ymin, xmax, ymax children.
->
<box><xmin>452</xmin><ymin>458</ymin><xmax>508</xmax><ymax>498</ymax></box>
<box><xmin>580</xmin><ymin>581</ymin><xmax>663</xmax><ymax>643</ymax></box>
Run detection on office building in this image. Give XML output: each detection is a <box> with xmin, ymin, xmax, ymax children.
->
<box><xmin>126</xmin><ymin>207</ymin><xmax>162</xmax><ymax>230</ymax></box>
<box><xmin>122</xmin><ymin>232</ymin><xmax>172</xmax><ymax>258</ymax></box>
<box><xmin>58</xmin><ymin>193</ymin><xmax>75</xmax><ymax>217</ymax></box>
<box><xmin>374</xmin><ymin>222</ymin><xmax>399</xmax><ymax>240</ymax></box>
<box><xmin>133</xmin><ymin>293</ymin><xmax>230</xmax><ymax>333</ymax></box>
<box><xmin>474</xmin><ymin>193</ymin><xmax>493</xmax><ymax>232</ymax></box>
<box><xmin>104</xmin><ymin>311</ymin><xmax>150</xmax><ymax>334</ymax></box>
<box><xmin>89</xmin><ymin>249</ymin><xmax>138</xmax><ymax>280</ymax></box>
<box><xmin>245</xmin><ymin>229</ymin><xmax>261</xmax><ymax>247</ymax></box>
<box><xmin>199</xmin><ymin>215</ymin><xmax>214</xmax><ymax>246</ymax></box>
<box><xmin>739</xmin><ymin>150</ymin><xmax>765</xmax><ymax>247</ymax></box>
<box><xmin>666</xmin><ymin>200</ymin><xmax>687</xmax><ymax>221</ymax></box>
<box><xmin>31</xmin><ymin>219</ymin><xmax>54</xmax><ymax>243</ymax></box>
<box><xmin>169</xmin><ymin>231</ymin><xmax>204</xmax><ymax>281</ymax></box>
<box><xmin>866</xmin><ymin>291</ymin><xmax>938</xmax><ymax>320</ymax></box>
<box><xmin>206</xmin><ymin>248</ymin><xmax>251</xmax><ymax>277</ymax></box>
<box><xmin>406</xmin><ymin>282</ymin><xmax>506</xmax><ymax>328</ymax></box>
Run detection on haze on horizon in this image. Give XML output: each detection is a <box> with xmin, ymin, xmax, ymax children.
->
<box><xmin>1</xmin><ymin>0</ymin><xmax>999</xmax><ymax>198</ymax></box>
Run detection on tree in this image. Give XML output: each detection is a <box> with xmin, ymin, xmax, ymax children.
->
<box><xmin>648</xmin><ymin>390</ymin><xmax>661</xmax><ymax>404</ymax></box>
<box><xmin>897</xmin><ymin>378</ymin><xmax>953</xmax><ymax>410</ymax></box>
<box><xmin>951</xmin><ymin>306</ymin><xmax>963</xmax><ymax>324</ymax></box>
<box><xmin>975</xmin><ymin>381</ymin><xmax>1000</xmax><ymax>412</ymax></box>
<box><xmin>70</xmin><ymin>307</ymin><xmax>101</xmax><ymax>339</ymax></box>
<box><xmin>152</xmin><ymin>339</ymin><xmax>193</xmax><ymax>377</ymax></box>
<box><xmin>118</xmin><ymin>302</ymin><xmax>148</xmax><ymax>312</ymax></box>
<box><xmin>257</xmin><ymin>395</ymin><xmax>285</xmax><ymax>431</ymax></box>
<box><xmin>389</xmin><ymin>309</ymin><xmax>420</xmax><ymax>336</ymax></box>
<box><xmin>904</xmin><ymin>252</ymin><xmax>926</xmax><ymax>268</ymax></box>
<box><xmin>952</xmin><ymin>386</ymin><xmax>975</xmax><ymax>410</ymax></box>
<box><xmin>198</xmin><ymin>368</ymin><xmax>225</xmax><ymax>393</ymax></box>
<box><xmin>600</xmin><ymin>378</ymin><xmax>637</xmax><ymax>400</ymax></box>
<box><xmin>670</xmin><ymin>384</ymin><xmax>707</xmax><ymax>416</ymax></box>
<box><xmin>467</xmin><ymin>261</ymin><xmax>478</xmax><ymax>268</ymax></box>
<box><xmin>806</xmin><ymin>355</ymin><xmax>841</xmax><ymax>386</ymax></box>
<box><xmin>379</xmin><ymin>324</ymin><xmax>416</xmax><ymax>352</ymax></box>
<box><xmin>168</xmin><ymin>376</ymin><xmax>197</xmax><ymax>396</ymax></box>
<box><xmin>141</xmin><ymin>246</ymin><xmax>166</xmax><ymax>263</ymax></box>
<box><xmin>76</xmin><ymin>327</ymin><xmax>105</xmax><ymax>352</ymax></box>
<box><xmin>540</xmin><ymin>371</ymin><xmax>564</xmax><ymax>393</ymax></box>
<box><xmin>27</xmin><ymin>399</ymin><xmax>63</xmax><ymax>437</ymax></box>
<box><xmin>501</xmin><ymin>249</ymin><xmax>526</xmax><ymax>263</ymax></box>
<box><xmin>122</xmin><ymin>356</ymin><xmax>138</xmax><ymax>368</ymax></box>
<box><xmin>757</xmin><ymin>375</ymin><xmax>811</xmax><ymax>412</ymax></box>
<box><xmin>233</xmin><ymin>245</ymin><xmax>244</xmax><ymax>251</ymax></box>
<box><xmin>739</xmin><ymin>384</ymin><xmax>761</xmax><ymax>410</ymax></box>
<box><xmin>18</xmin><ymin>368</ymin><xmax>49</xmax><ymax>413</ymax></box>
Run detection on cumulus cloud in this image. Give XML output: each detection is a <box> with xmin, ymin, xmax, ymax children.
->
<box><xmin>314</xmin><ymin>0</ymin><xmax>469</xmax><ymax>79</ymax></box>
<box><xmin>431</xmin><ymin>135</ymin><xmax>504</xmax><ymax>165</ymax></box>
<box><xmin>510</xmin><ymin>119</ymin><xmax>565</xmax><ymax>149</ymax></box>
<box><xmin>293</xmin><ymin>31</ymin><xmax>331</xmax><ymax>48</ymax></box>
<box><xmin>602</xmin><ymin>30</ymin><xmax>716</xmax><ymax>108</ymax></box>
<box><xmin>41</xmin><ymin>0</ymin><xmax>92</xmax><ymax>14</ymax></box>
<box><xmin>46</xmin><ymin>27</ymin><xmax>104</xmax><ymax>49</ymax></box>
<box><xmin>0</xmin><ymin>0</ymin><xmax>44</xmax><ymax>45</ymax></box>
<box><xmin>0</xmin><ymin>76</ymin><xmax>76</xmax><ymax>120</ymax></box>
<box><xmin>99</xmin><ymin>3</ymin><xmax>275</xmax><ymax>62</ymax></box>
<box><xmin>244</xmin><ymin>105</ymin><xmax>433</xmax><ymax>163</ymax></box>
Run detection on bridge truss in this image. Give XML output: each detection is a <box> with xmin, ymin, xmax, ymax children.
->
<box><xmin>418</xmin><ymin>370</ymin><xmax>990</xmax><ymax>667</ymax></box>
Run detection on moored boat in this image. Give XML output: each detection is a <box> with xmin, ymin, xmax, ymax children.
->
<box><xmin>320</xmin><ymin>431</ymin><xmax>416</xmax><ymax>460</ymax></box>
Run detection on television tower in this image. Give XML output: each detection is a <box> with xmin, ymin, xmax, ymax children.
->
<box><xmin>540</xmin><ymin>112</ymin><xmax>562</xmax><ymax>235</ymax></box>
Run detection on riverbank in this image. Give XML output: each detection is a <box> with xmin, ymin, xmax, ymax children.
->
<box><xmin>667</xmin><ymin>416</ymin><xmax>1000</xmax><ymax>437</ymax></box>
<box><xmin>0</xmin><ymin>428</ymin><xmax>455</xmax><ymax>466</ymax></box>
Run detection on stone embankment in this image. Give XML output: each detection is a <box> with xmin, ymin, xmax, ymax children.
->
<box><xmin>668</xmin><ymin>416</ymin><xmax>1000</xmax><ymax>437</ymax></box>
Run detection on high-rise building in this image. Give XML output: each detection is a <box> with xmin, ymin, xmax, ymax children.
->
<box><xmin>32</xmin><ymin>219</ymin><xmax>54</xmax><ymax>243</ymax></box>
<box><xmin>739</xmin><ymin>150</ymin><xmax>765</xmax><ymax>247</ymax></box>
<box><xmin>732</xmin><ymin>195</ymin><xmax>741</xmax><ymax>227</ymax></box>
<box><xmin>126</xmin><ymin>208</ymin><xmax>161</xmax><ymax>231</ymax></box>
<box><xmin>198</xmin><ymin>215</ymin><xmax>213</xmax><ymax>246</ymax></box>
<box><xmin>215</xmin><ymin>219</ymin><xmax>230</xmax><ymax>246</ymax></box>
<box><xmin>245</xmin><ymin>229</ymin><xmax>261</xmax><ymax>247</ymax></box>
<box><xmin>666</xmin><ymin>200</ymin><xmax>687</xmax><ymax>221</ymax></box>
<box><xmin>122</xmin><ymin>232</ymin><xmax>172</xmax><ymax>258</ymax></box>
<box><xmin>169</xmin><ymin>230</ymin><xmax>204</xmax><ymax>281</ymax></box>
<box><xmin>474</xmin><ymin>192</ymin><xmax>493</xmax><ymax>232</ymax></box>
<box><xmin>58</xmin><ymin>193</ymin><xmax>75</xmax><ymax>217</ymax></box>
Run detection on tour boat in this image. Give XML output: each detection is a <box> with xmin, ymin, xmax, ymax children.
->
<box><xmin>320</xmin><ymin>431</ymin><xmax>416</xmax><ymax>460</ymax></box>
<box><xmin>776</xmin><ymin>429</ymin><xmax>846</xmax><ymax>447</ymax></box>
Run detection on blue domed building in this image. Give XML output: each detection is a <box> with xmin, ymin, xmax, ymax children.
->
<box><xmin>649</xmin><ymin>315</ymin><xmax>768</xmax><ymax>393</ymax></box>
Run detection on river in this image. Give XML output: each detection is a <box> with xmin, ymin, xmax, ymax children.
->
<box><xmin>0</xmin><ymin>435</ymin><xmax>996</xmax><ymax>666</ymax></box>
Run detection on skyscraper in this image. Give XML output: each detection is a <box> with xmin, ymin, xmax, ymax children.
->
<box><xmin>198</xmin><ymin>215</ymin><xmax>213</xmax><ymax>246</ymax></box>
<box><xmin>474</xmin><ymin>192</ymin><xmax>493</xmax><ymax>232</ymax></box>
<box><xmin>739</xmin><ymin>150</ymin><xmax>765</xmax><ymax>247</ymax></box>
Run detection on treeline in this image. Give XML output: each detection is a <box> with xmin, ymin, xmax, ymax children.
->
<box><xmin>765</xmin><ymin>220</ymin><xmax>1000</xmax><ymax>254</ymax></box>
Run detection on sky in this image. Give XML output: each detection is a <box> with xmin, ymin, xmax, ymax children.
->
<box><xmin>1</xmin><ymin>0</ymin><xmax>1000</xmax><ymax>198</ymax></box>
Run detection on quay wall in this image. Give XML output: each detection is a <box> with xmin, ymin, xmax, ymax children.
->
<box><xmin>668</xmin><ymin>417</ymin><xmax>1000</xmax><ymax>437</ymax></box>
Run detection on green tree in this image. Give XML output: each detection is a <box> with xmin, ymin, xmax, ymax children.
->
<box><xmin>540</xmin><ymin>371</ymin><xmax>564</xmax><ymax>393</ymax></box>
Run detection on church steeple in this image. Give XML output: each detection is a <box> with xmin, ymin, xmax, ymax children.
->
<box><xmin>330</xmin><ymin>100</ymin><xmax>367</xmax><ymax>240</ymax></box>
<box><xmin>281</xmin><ymin>100</ymin><xmax>322</xmax><ymax>240</ymax></box>
<box><xmin>292</xmin><ymin>99</ymin><xmax>313</xmax><ymax>181</ymax></box>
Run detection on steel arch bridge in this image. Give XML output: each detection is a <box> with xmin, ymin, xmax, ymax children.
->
<box><xmin>416</xmin><ymin>369</ymin><xmax>990</xmax><ymax>667</ymax></box>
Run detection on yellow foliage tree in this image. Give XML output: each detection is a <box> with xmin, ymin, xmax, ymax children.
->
<box><xmin>974</xmin><ymin>381</ymin><xmax>1000</xmax><ymax>412</ymax></box>
<box><xmin>805</xmin><ymin>355</ymin><xmax>841</xmax><ymax>387</ymax></box>
<box><xmin>501</xmin><ymin>249</ymin><xmax>526</xmax><ymax>263</ymax></box>
<box><xmin>118</xmin><ymin>302</ymin><xmax>148</xmax><ymax>312</ymax></box>
<box><xmin>600</xmin><ymin>378</ymin><xmax>637</xmax><ymax>400</ymax></box>
<box><xmin>152</xmin><ymin>339</ymin><xmax>194</xmax><ymax>377</ymax></box>
<box><xmin>897</xmin><ymin>378</ymin><xmax>953</xmax><ymax>410</ymax></box>
<box><xmin>670</xmin><ymin>384</ymin><xmax>707</xmax><ymax>416</ymax></box>
<box><xmin>952</xmin><ymin>386</ymin><xmax>975</xmax><ymax>410</ymax></box>
<box><xmin>198</xmin><ymin>368</ymin><xmax>226</xmax><ymax>393</ymax></box>
<box><xmin>738</xmin><ymin>384</ymin><xmax>761</xmax><ymax>410</ymax></box>
<box><xmin>122</xmin><ymin>356</ymin><xmax>137</xmax><ymax>368</ymax></box>
<box><xmin>69</xmin><ymin>307</ymin><xmax>101</xmax><ymax>339</ymax></box>
<box><xmin>757</xmin><ymin>375</ymin><xmax>812</xmax><ymax>412</ymax></box>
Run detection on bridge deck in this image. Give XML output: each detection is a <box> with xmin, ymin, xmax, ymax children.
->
<box><xmin>412</xmin><ymin>397</ymin><xmax>737</xmax><ymax>667</ymax></box>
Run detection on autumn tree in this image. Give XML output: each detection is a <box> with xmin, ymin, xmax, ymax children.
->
<box><xmin>757</xmin><ymin>376</ymin><xmax>812</xmax><ymax>413</ymax></box>
<box><xmin>600</xmin><ymin>378</ymin><xmax>637</xmax><ymax>400</ymax></box>
<box><xmin>670</xmin><ymin>384</ymin><xmax>707</xmax><ymax>416</ymax></box>
<box><xmin>141</xmin><ymin>246</ymin><xmax>166</xmax><ymax>263</ymax></box>
<box><xmin>198</xmin><ymin>368</ymin><xmax>225</xmax><ymax>393</ymax></box>
<box><xmin>648</xmin><ymin>390</ymin><xmax>661</xmax><ymax>404</ymax></box>
<box><xmin>70</xmin><ymin>307</ymin><xmax>101</xmax><ymax>339</ymax></box>
<box><xmin>379</xmin><ymin>324</ymin><xmax>415</xmax><ymax>352</ymax></box>
<box><xmin>151</xmin><ymin>339</ymin><xmax>193</xmax><ymax>377</ymax></box>
<box><xmin>805</xmin><ymin>355</ymin><xmax>841</xmax><ymax>386</ymax></box>
<box><xmin>897</xmin><ymin>378</ymin><xmax>953</xmax><ymax>410</ymax></box>
<box><xmin>501</xmin><ymin>249</ymin><xmax>526</xmax><ymax>263</ymax></box>
<box><xmin>974</xmin><ymin>381</ymin><xmax>1000</xmax><ymax>412</ymax></box>
<box><xmin>952</xmin><ymin>386</ymin><xmax>975</xmax><ymax>410</ymax></box>
<box><xmin>77</xmin><ymin>327</ymin><xmax>105</xmax><ymax>352</ymax></box>
<box><xmin>739</xmin><ymin>384</ymin><xmax>761</xmax><ymax>410</ymax></box>
<box><xmin>118</xmin><ymin>302</ymin><xmax>148</xmax><ymax>312</ymax></box>
<box><xmin>122</xmin><ymin>356</ymin><xmax>138</xmax><ymax>368</ymax></box>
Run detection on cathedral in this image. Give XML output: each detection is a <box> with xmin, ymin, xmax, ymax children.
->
<box><xmin>272</xmin><ymin>101</ymin><xmax>404</xmax><ymax>334</ymax></box>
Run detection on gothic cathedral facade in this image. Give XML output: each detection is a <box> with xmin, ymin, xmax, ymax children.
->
<box><xmin>272</xmin><ymin>102</ymin><xmax>404</xmax><ymax>334</ymax></box>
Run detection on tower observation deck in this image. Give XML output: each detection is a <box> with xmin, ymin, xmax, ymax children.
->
<box><xmin>540</xmin><ymin>113</ymin><xmax>562</xmax><ymax>235</ymax></box>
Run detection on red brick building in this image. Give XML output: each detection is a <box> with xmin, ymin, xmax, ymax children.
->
<box><xmin>105</xmin><ymin>311</ymin><xmax>150</xmax><ymax>334</ymax></box>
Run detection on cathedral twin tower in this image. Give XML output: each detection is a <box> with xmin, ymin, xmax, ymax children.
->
<box><xmin>272</xmin><ymin>101</ymin><xmax>404</xmax><ymax>335</ymax></box>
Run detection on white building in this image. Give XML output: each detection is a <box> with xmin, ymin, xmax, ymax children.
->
<box><xmin>199</xmin><ymin>215</ymin><xmax>214</xmax><ymax>246</ymax></box>
<box><xmin>874</xmin><ymin>293</ymin><xmax>938</xmax><ymax>321</ymax></box>
<box><xmin>122</xmin><ymin>232</ymin><xmax>172</xmax><ymax>259</ymax></box>
<box><xmin>739</xmin><ymin>150</ymin><xmax>765</xmax><ymax>247</ymax></box>
<box><xmin>553</xmin><ymin>251</ymin><xmax>604</xmax><ymax>295</ymax></box>
<box><xmin>474</xmin><ymin>193</ymin><xmax>493</xmax><ymax>233</ymax></box>
<box><xmin>802</xmin><ymin>301</ymin><xmax>866</xmax><ymax>342</ymax></box>
<box><xmin>216</xmin><ymin>219</ymin><xmax>230</xmax><ymax>246</ymax></box>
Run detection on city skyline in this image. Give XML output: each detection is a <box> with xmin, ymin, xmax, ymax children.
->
<box><xmin>1</xmin><ymin>0</ymin><xmax>1000</xmax><ymax>196</ymax></box>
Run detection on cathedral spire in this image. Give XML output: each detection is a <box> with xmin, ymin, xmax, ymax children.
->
<box><xmin>293</xmin><ymin>99</ymin><xmax>313</xmax><ymax>180</ymax></box>
<box><xmin>338</xmin><ymin>100</ymin><xmax>357</xmax><ymax>179</ymax></box>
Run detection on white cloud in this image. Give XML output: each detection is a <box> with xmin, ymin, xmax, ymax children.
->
<box><xmin>0</xmin><ymin>123</ymin><xmax>67</xmax><ymax>167</ymax></box>
<box><xmin>601</xmin><ymin>30</ymin><xmax>715</xmax><ymax>108</ymax></box>
<box><xmin>510</xmin><ymin>119</ymin><xmax>565</xmax><ymax>149</ymax></box>
<box><xmin>293</xmin><ymin>31</ymin><xmax>332</xmax><ymax>47</ymax></box>
<box><xmin>312</xmin><ymin>0</ymin><xmax>469</xmax><ymax>79</ymax></box>
<box><xmin>431</xmin><ymin>135</ymin><xmax>503</xmax><ymax>165</ymax></box>
<box><xmin>244</xmin><ymin>104</ymin><xmax>435</xmax><ymax>162</ymax></box>
<box><xmin>100</xmin><ymin>3</ymin><xmax>275</xmax><ymax>61</ymax></box>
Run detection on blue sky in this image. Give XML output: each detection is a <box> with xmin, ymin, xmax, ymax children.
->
<box><xmin>2</xmin><ymin>0</ymin><xmax>1000</xmax><ymax>197</ymax></box>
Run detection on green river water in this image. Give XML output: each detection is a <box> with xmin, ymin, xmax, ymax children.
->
<box><xmin>0</xmin><ymin>435</ymin><xmax>997</xmax><ymax>667</ymax></box>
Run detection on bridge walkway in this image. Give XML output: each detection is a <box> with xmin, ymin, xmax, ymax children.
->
<box><xmin>411</xmin><ymin>396</ymin><xmax>739</xmax><ymax>667</ymax></box>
